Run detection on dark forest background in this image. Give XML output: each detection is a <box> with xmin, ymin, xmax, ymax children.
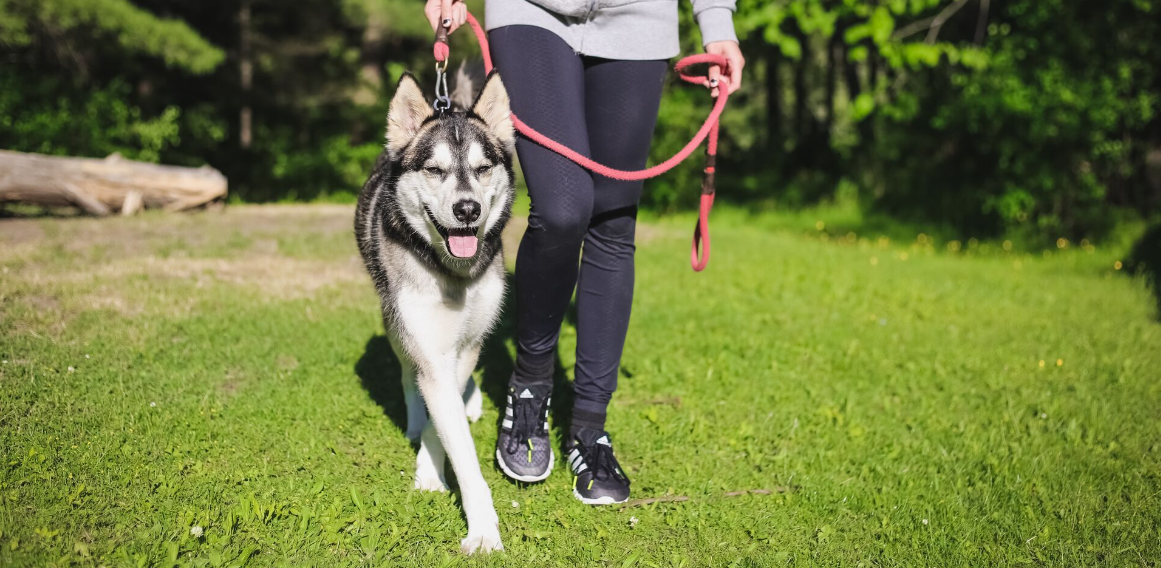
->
<box><xmin>2</xmin><ymin>0</ymin><xmax>1159</xmax><ymax>244</ymax></box>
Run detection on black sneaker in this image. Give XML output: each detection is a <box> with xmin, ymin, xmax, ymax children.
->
<box><xmin>568</xmin><ymin>428</ymin><xmax>630</xmax><ymax>505</ymax></box>
<box><xmin>495</xmin><ymin>381</ymin><xmax>554</xmax><ymax>482</ymax></box>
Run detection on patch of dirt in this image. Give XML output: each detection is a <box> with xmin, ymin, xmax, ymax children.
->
<box><xmin>4</xmin><ymin>206</ymin><xmax>370</xmax><ymax>321</ymax></box>
<box><xmin>220</xmin><ymin>204</ymin><xmax>354</xmax><ymax>235</ymax></box>
<box><xmin>620</xmin><ymin>395</ymin><xmax>683</xmax><ymax>407</ymax></box>
<box><xmin>0</xmin><ymin>219</ymin><xmax>46</xmax><ymax>245</ymax></box>
<box><xmin>221</xmin><ymin>368</ymin><xmax>246</xmax><ymax>397</ymax></box>
<box><xmin>501</xmin><ymin>216</ymin><xmax>527</xmax><ymax>259</ymax></box>
<box><xmin>634</xmin><ymin>222</ymin><xmax>684</xmax><ymax>244</ymax></box>
<box><xmin>497</xmin><ymin>214</ymin><xmax>678</xmax><ymax>263</ymax></box>
<box><xmin>2</xmin><ymin>204</ymin><xmax>357</xmax><ymax>261</ymax></box>
<box><xmin>21</xmin><ymin>293</ymin><xmax>60</xmax><ymax>312</ymax></box>
<box><xmin>4</xmin><ymin>205</ymin><xmax>678</xmax><ymax>320</ymax></box>
<box><xmin>52</xmin><ymin>255</ymin><xmax>368</xmax><ymax>300</ymax></box>
<box><xmin>275</xmin><ymin>354</ymin><xmax>300</xmax><ymax>372</ymax></box>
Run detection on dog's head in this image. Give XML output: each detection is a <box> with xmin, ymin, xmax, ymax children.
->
<box><xmin>385</xmin><ymin>71</ymin><xmax>515</xmax><ymax>275</ymax></box>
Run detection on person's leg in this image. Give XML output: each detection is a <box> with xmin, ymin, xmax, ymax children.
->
<box><xmin>570</xmin><ymin>58</ymin><xmax>668</xmax><ymax>435</ymax></box>
<box><xmin>489</xmin><ymin>26</ymin><xmax>594</xmax><ymax>386</ymax></box>
<box><xmin>489</xmin><ymin>25</ymin><xmax>594</xmax><ymax>482</ymax></box>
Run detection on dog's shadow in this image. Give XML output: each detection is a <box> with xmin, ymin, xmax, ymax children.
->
<box><xmin>354</xmin><ymin>271</ymin><xmax>577</xmax><ymax>481</ymax></box>
<box><xmin>354</xmin><ymin>335</ymin><xmax>409</xmax><ymax>434</ymax></box>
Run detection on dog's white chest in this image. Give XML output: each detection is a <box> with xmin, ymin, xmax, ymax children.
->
<box><xmin>393</xmin><ymin>266</ymin><xmax>504</xmax><ymax>353</ymax></box>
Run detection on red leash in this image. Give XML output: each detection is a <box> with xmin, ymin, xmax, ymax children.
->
<box><xmin>435</xmin><ymin>12</ymin><xmax>727</xmax><ymax>271</ymax></box>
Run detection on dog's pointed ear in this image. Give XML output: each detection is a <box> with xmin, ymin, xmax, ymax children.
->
<box><xmin>470</xmin><ymin>71</ymin><xmax>514</xmax><ymax>151</ymax></box>
<box><xmin>386</xmin><ymin>73</ymin><xmax>433</xmax><ymax>154</ymax></box>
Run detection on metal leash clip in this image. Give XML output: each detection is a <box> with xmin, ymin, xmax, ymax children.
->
<box><xmin>432</xmin><ymin>23</ymin><xmax>451</xmax><ymax>115</ymax></box>
<box><xmin>433</xmin><ymin>63</ymin><xmax>451</xmax><ymax>114</ymax></box>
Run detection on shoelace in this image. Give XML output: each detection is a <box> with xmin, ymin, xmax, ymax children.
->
<box><xmin>581</xmin><ymin>440</ymin><xmax>629</xmax><ymax>484</ymax></box>
<box><xmin>505</xmin><ymin>394</ymin><xmax>547</xmax><ymax>455</ymax></box>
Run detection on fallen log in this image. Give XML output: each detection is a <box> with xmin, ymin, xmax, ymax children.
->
<box><xmin>0</xmin><ymin>150</ymin><xmax>227</xmax><ymax>215</ymax></box>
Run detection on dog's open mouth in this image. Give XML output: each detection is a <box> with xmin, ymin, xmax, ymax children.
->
<box><xmin>425</xmin><ymin>207</ymin><xmax>479</xmax><ymax>259</ymax></box>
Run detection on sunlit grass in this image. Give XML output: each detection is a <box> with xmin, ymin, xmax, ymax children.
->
<box><xmin>1</xmin><ymin>204</ymin><xmax>1158</xmax><ymax>567</ymax></box>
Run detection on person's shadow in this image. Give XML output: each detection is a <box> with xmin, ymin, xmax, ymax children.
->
<box><xmin>354</xmin><ymin>271</ymin><xmax>578</xmax><ymax>481</ymax></box>
<box><xmin>1127</xmin><ymin>223</ymin><xmax>1161</xmax><ymax>318</ymax></box>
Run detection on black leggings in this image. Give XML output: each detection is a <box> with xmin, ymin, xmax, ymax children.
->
<box><xmin>489</xmin><ymin>26</ymin><xmax>667</xmax><ymax>427</ymax></box>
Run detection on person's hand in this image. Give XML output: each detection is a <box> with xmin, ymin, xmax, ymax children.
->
<box><xmin>425</xmin><ymin>0</ymin><xmax>467</xmax><ymax>34</ymax></box>
<box><xmin>705</xmin><ymin>41</ymin><xmax>744</xmax><ymax>97</ymax></box>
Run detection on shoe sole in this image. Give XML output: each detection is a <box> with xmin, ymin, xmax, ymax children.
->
<box><xmin>495</xmin><ymin>448</ymin><xmax>554</xmax><ymax>483</ymax></box>
<box><xmin>572</xmin><ymin>487</ymin><xmax>628</xmax><ymax>506</ymax></box>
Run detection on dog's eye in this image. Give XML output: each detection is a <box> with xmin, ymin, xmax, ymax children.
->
<box><xmin>423</xmin><ymin>166</ymin><xmax>443</xmax><ymax>176</ymax></box>
<box><xmin>475</xmin><ymin>164</ymin><xmax>492</xmax><ymax>176</ymax></box>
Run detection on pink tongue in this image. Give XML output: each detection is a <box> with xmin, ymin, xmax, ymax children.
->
<box><xmin>448</xmin><ymin>235</ymin><xmax>478</xmax><ymax>258</ymax></box>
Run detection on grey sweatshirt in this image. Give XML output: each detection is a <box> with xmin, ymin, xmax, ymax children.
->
<box><xmin>484</xmin><ymin>0</ymin><xmax>738</xmax><ymax>60</ymax></box>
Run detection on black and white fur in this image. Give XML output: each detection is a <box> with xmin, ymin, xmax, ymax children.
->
<box><xmin>355</xmin><ymin>71</ymin><xmax>515</xmax><ymax>554</ymax></box>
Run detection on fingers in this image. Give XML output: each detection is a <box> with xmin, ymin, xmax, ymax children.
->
<box><xmin>453</xmin><ymin>2</ymin><xmax>467</xmax><ymax>28</ymax></box>
<box><xmin>728</xmin><ymin>53</ymin><xmax>744</xmax><ymax>94</ymax></box>
<box><xmin>425</xmin><ymin>0</ymin><xmax>441</xmax><ymax>32</ymax></box>
<box><xmin>704</xmin><ymin>41</ymin><xmax>744</xmax><ymax>96</ymax></box>
<box><xmin>428</xmin><ymin>0</ymin><xmax>464</xmax><ymax>35</ymax></box>
<box><xmin>708</xmin><ymin>65</ymin><xmax>722</xmax><ymax>98</ymax></box>
<box><xmin>440</xmin><ymin>0</ymin><xmax>453</xmax><ymax>30</ymax></box>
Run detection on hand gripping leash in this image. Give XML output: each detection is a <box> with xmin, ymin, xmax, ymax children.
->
<box><xmin>434</xmin><ymin>12</ymin><xmax>727</xmax><ymax>271</ymax></box>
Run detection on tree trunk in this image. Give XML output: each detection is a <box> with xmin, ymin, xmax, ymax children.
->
<box><xmin>354</xmin><ymin>10</ymin><xmax>385</xmax><ymax>107</ymax></box>
<box><xmin>765</xmin><ymin>46</ymin><xmax>782</xmax><ymax>151</ymax></box>
<box><xmin>843</xmin><ymin>41</ymin><xmax>874</xmax><ymax>144</ymax></box>
<box><xmin>823</xmin><ymin>32</ymin><xmax>839</xmax><ymax>140</ymax></box>
<box><xmin>351</xmin><ymin>7</ymin><xmax>386</xmax><ymax>143</ymax></box>
<box><xmin>793</xmin><ymin>31</ymin><xmax>809</xmax><ymax>141</ymax></box>
<box><xmin>239</xmin><ymin>0</ymin><xmax>253</xmax><ymax>149</ymax></box>
<box><xmin>0</xmin><ymin>151</ymin><xmax>227</xmax><ymax>215</ymax></box>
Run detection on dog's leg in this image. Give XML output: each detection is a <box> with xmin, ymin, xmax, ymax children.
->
<box><xmin>401</xmin><ymin>363</ymin><xmax>428</xmax><ymax>442</ymax></box>
<box><xmin>458</xmin><ymin>343</ymin><xmax>483</xmax><ymax>423</ymax></box>
<box><xmin>415</xmin><ymin>363</ymin><xmax>503</xmax><ymax>554</ymax></box>
<box><xmin>388</xmin><ymin>331</ymin><xmax>429</xmax><ymax>443</ymax></box>
<box><xmin>390</xmin><ymin>334</ymin><xmax>444</xmax><ymax>489</ymax></box>
<box><xmin>414</xmin><ymin>421</ymin><xmax>448</xmax><ymax>492</ymax></box>
<box><xmin>463</xmin><ymin>376</ymin><xmax>483</xmax><ymax>423</ymax></box>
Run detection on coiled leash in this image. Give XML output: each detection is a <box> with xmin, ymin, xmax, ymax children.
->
<box><xmin>434</xmin><ymin>11</ymin><xmax>728</xmax><ymax>271</ymax></box>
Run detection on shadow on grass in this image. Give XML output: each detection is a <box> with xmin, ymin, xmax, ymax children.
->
<box><xmin>354</xmin><ymin>335</ymin><xmax>408</xmax><ymax>435</ymax></box>
<box><xmin>476</xmin><ymin>272</ymin><xmax>578</xmax><ymax>484</ymax></box>
<box><xmin>353</xmin><ymin>270</ymin><xmax>580</xmax><ymax>483</ymax></box>
<box><xmin>1127</xmin><ymin>223</ymin><xmax>1161</xmax><ymax>318</ymax></box>
<box><xmin>352</xmin><ymin>272</ymin><xmax>523</xmax><ymax>439</ymax></box>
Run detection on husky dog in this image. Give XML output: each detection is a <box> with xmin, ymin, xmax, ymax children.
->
<box><xmin>355</xmin><ymin>71</ymin><xmax>514</xmax><ymax>554</ymax></box>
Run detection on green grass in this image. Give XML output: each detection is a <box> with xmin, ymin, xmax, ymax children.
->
<box><xmin>1</xmin><ymin>204</ymin><xmax>1159</xmax><ymax>567</ymax></box>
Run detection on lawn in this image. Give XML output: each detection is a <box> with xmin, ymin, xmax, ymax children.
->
<box><xmin>1</xmin><ymin>203</ymin><xmax>1159</xmax><ymax>567</ymax></box>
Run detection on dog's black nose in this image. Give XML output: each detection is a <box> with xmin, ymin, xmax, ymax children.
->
<box><xmin>452</xmin><ymin>199</ymin><xmax>481</xmax><ymax>224</ymax></box>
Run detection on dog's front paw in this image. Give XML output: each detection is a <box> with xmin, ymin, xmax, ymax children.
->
<box><xmin>464</xmin><ymin>379</ymin><xmax>483</xmax><ymax>423</ymax></box>
<box><xmin>405</xmin><ymin>426</ymin><xmax>424</xmax><ymax>443</ymax></box>
<box><xmin>465</xmin><ymin>397</ymin><xmax>483</xmax><ymax>423</ymax></box>
<box><xmin>414</xmin><ymin>471</ymin><xmax>448</xmax><ymax>492</ymax></box>
<box><xmin>460</xmin><ymin>526</ymin><xmax>503</xmax><ymax>554</ymax></box>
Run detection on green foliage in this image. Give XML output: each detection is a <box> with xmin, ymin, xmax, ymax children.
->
<box><xmin>0</xmin><ymin>73</ymin><xmax>182</xmax><ymax>162</ymax></box>
<box><xmin>268</xmin><ymin>135</ymin><xmax>384</xmax><ymax>201</ymax></box>
<box><xmin>870</xmin><ymin>0</ymin><xmax>1160</xmax><ymax>239</ymax></box>
<box><xmin>2</xmin><ymin>205</ymin><xmax>1159</xmax><ymax>565</ymax></box>
<box><xmin>0</xmin><ymin>0</ymin><xmax>223</xmax><ymax>74</ymax></box>
<box><xmin>1</xmin><ymin>0</ymin><xmax>1158</xmax><ymax>243</ymax></box>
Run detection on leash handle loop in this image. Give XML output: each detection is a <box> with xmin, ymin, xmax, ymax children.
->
<box><xmin>433</xmin><ymin>23</ymin><xmax>450</xmax><ymax>66</ymax></box>
<box><xmin>444</xmin><ymin>11</ymin><xmax>724</xmax><ymax>271</ymax></box>
<box><xmin>691</xmin><ymin>193</ymin><xmax>713</xmax><ymax>272</ymax></box>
